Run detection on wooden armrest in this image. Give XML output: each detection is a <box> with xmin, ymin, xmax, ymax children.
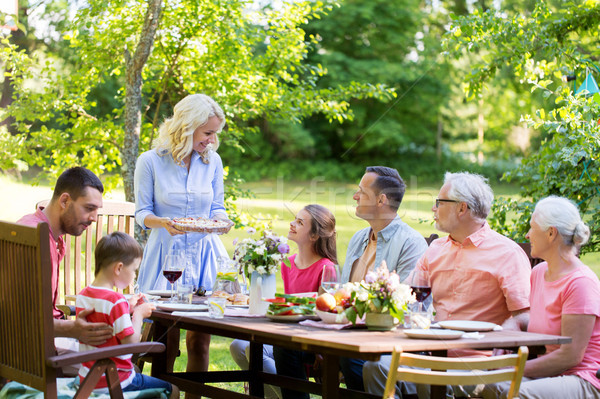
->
<box><xmin>47</xmin><ymin>342</ymin><xmax>165</xmax><ymax>368</ymax></box>
<box><xmin>57</xmin><ymin>304</ymin><xmax>76</xmax><ymax>317</ymax></box>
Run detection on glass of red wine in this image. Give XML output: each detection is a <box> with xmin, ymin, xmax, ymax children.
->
<box><xmin>163</xmin><ymin>254</ymin><xmax>185</xmax><ymax>302</ymax></box>
<box><xmin>410</xmin><ymin>268</ymin><xmax>431</xmax><ymax>313</ymax></box>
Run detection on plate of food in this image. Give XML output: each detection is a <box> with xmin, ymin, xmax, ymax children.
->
<box><xmin>171</xmin><ymin>217</ymin><xmax>233</xmax><ymax>234</ymax></box>
<box><xmin>438</xmin><ymin>320</ymin><xmax>498</xmax><ymax>332</ymax></box>
<box><xmin>403</xmin><ymin>329</ymin><xmax>464</xmax><ymax>340</ymax></box>
<box><xmin>145</xmin><ymin>290</ymin><xmax>173</xmax><ymax>298</ymax></box>
<box><xmin>125</xmin><ymin>293</ymin><xmax>160</xmax><ymax>301</ymax></box>
<box><xmin>315</xmin><ymin>309</ymin><xmax>349</xmax><ymax>324</ymax></box>
<box><xmin>265</xmin><ymin>293</ymin><xmax>317</xmax><ymax>322</ymax></box>
<box><xmin>156</xmin><ymin>303</ymin><xmax>209</xmax><ymax>312</ymax></box>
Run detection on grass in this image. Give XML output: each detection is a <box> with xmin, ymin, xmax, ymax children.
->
<box><xmin>2</xmin><ymin>173</ymin><xmax>599</xmax><ymax>396</ymax></box>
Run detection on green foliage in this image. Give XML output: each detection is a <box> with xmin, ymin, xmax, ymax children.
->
<box><xmin>444</xmin><ymin>0</ymin><xmax>600</xmax><ymax>253</ymax></box>
<box><xmin>0</xmin><ymin>0</ymin><xmax>393</xmax><ymax>227</ymax></box>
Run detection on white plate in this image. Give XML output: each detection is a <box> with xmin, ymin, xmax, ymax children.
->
<box><xmin>404</xmin><ymin>329</ymin><xmax>464</xmax><ymax>340</ymax></box>
<box><xmin>266</xmin><ymin>314</ymin><xmax>318</xmax><ymax>322</ymax></box>
<box><xmin>315</xmin><ymin>309</ymin><xmax>348</xmax><ymax>324</ymax></box>
<box><xmin>124</xmin><ymin>293</ymin><xmax>160</xmax><ymax>301</ymax></box>
<box><xmin>438</xmin><ymin>320</ymin><xmax>497</xmax><ymax>332</ymax></box>
<box><xmin>227</xmin><ymin>304</ymin><xmax>250</xmax><ymax>309</ymax></box>
<box><xmin>145</xmin><ymin>290</ymin><xmax>173</xmax><ymax>298</ymax></box>
<box><xmin>156</xmin><ymin>303</ymin><xmax>208</xmax><ymax>312</ymax></box>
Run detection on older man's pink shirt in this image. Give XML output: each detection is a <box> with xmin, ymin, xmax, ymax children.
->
<box><xmin>417</xmin><ymin>223</ymin><xmax>531</xmax><ymax>325</ymax></box>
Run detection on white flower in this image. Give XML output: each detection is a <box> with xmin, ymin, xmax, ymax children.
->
<box><xmin>279</xmin><ymin>237</ymin><xmax>288</xmax><ymax>244</ymax></box>
<box><xmin>357</xmin><ymin>290</ymin><xmax>369</xmax><ymax>302</ymax></box>
<box><xmin>246</xmin><ymin>227</ymin><xmax>257</xmax><ymax>234</ymax></box>
<box><xmin>255</xmin><ymin>245</ymin><xmax>266</xmax><ymax>255</ymax></box>
<box><xmin>256</xmin><ymin>266</ymin><xmax>267</xmax><ymax>274</ymax></box>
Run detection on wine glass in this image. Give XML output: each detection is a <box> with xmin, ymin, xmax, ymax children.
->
<box><xmin>321</xmin><ymin>264</ymin><xmax>340</xmax><ymax>294</ymax></box>
<box><xmin>163</xmin><ymin>254</ymin><xmax>185</xmax><ymax>302</ymax></box>
<box><xmin>410</xmin><ymin>268</ymin><xmax>431</xmax><ymax>312</ymax></box>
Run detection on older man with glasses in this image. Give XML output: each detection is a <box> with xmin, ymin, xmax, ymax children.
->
<box><xmin>361</xmin><ymin>171</ymin><xmax>532</xmax><ymax>399</ymax></box>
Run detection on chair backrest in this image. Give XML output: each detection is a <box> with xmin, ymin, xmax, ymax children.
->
<box><xmin>0</xmin><ymin>221</ymin><xmax>58</xmax><ymax>396</ymax></box>
<box><xmin>383</xmin><ymin>346</ymin><xmax>528</xmax><ymax>399</ymax></box>
<box><xmin>516</xmin><ymin>242</ymin><xmax>544</xmax><ymax>268</ymax></box>
<box><xmin>36</xmin><ymin>200</ymin><xmax>136</xmax><ymax>300</ymax></box>
<box><xmin>424</xmin><ymin>233</ymin><xmax>439</xmax><ymax>246</ymax></box>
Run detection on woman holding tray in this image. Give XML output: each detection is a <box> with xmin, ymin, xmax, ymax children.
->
<box><xmin>134</xmin><ymin>94</ymin><xmax>232</xmax><ymax>383</ymax></box>
<box><xmin>229</xmin><ymin>204</ymin><xmax>338</xmax><ymax>399</ymax></box>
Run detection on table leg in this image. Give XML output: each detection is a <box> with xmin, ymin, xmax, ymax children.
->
<box><xmin>430</xmin><ymin>350</ymin><xmax>447</xmax><ymax>399</ymax></box>
<box><xmin>248</xmin><ymin>341</ymin><xmax>265</xmax><ymax>398</ymax></box>
<box><xmin>321</xmin><ymin>354</ymin><xmax>340</xmax><ymax>399</ymax></box>
<box><xmin>151</xmin><ymin>320</ymin><xmax>168</xmax><ymax>378</ymax></box>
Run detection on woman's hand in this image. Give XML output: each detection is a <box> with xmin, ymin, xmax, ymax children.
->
<box><xmin>161</xmin><ymin>217</ymin><xmax>187</xmax><ymax>236</ymax></box>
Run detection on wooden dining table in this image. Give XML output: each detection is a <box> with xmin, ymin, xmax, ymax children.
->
<box><xmin>149</xmin><ymin>310</ymin><xmax>571</xmax><ymax>399</ymax></box>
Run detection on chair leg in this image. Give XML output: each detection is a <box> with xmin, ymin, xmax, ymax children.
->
<box><xmin>105</xmin><ymin>361</ymin><xmax>125</xmax><ymax>399</ymax></box>
<box><xmin>74</xmin><ymin>359</ymin><xmax>125</xmax><ymax>399</ymax></box>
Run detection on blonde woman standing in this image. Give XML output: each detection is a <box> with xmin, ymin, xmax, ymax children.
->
<box><xmin>134</xmin><ymin>94</ymin><xmax>232</xmax><ymax>383</ymax></box>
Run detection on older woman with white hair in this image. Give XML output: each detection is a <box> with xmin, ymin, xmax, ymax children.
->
<box><xmin>484</xmin><ymin>196</ymin><xmax>600</xmax><ymax>399</ymax></box>
<box><xmin>134</xmin><ymin>94</ymin><xmax>232</xmax><ymax>383</ymax></box>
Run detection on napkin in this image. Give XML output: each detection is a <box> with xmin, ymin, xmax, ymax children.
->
<box><xmin>172</xmin><ymin>311</ymin><xmax>210</xmax><ymax>317</ymax></box>
<box><xmin>461</xmin><ymin>332</ymin><xmax>484</xmax><ymax>340</ymax></box>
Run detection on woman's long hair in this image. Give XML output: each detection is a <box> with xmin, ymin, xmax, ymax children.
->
<box><xmin>154</xmin><ymin>94</ymin><xmax>225</xmax><ymax>165</ymax></box>
<box><xmin>304</xmin><ymin>204</ymin><xmax>338</xmax><ymax>264</ymax></box>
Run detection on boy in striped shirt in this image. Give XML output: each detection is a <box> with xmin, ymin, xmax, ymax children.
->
<box><xmin>76</xmin><ymin>232</ymin><xmax>179</xmax><ymax>397</ymax></box>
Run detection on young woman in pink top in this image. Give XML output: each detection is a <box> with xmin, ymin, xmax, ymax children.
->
<box><xmin>485</xmin><ymin>196</ymin><xmax>600</xmax><ymax>399</ymax></box>
<box><xmin>230</xmin><ymin>204</ymin><xmax>337</xmax><ymax>399</ymax></box>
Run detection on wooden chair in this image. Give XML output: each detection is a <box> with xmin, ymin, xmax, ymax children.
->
<box><xmin>0</xmin><ymin>220</ymin><xmax>164</xmax><ymax>398</ymax></box>
<box><xmin>36</xmin><ymin>200</ymin><xmax>136</xmax><ymax>302</ymax></box>
<box><xmin>382</xmin><ymin>346</ymin><xmax>528</xmax><ymax>399</ymax></box>
<box><xmin>424</xmin><ymin>233</ymin><xmax>439</xmax><ymax>246</ymax></box>
<box><xmin>516</xmin><ymin>242</ymin><xmax>544</xmax><ymax>268</ymax></box>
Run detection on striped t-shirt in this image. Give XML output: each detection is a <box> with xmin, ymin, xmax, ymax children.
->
<box><xmin>76</xmin><ymin>286</ymin><xmax>135</xmax><ymax>391</ymax></box>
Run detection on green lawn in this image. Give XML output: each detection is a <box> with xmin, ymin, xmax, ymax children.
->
<box><xmin>2</xmin><ymin>173</ymin><xmax>599</xmax><ymax>397</ymax></box>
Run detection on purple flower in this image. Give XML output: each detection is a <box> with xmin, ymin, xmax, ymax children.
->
<box><xmin>277</xmin><ymin>243</ymin><xmax>290</xmax><ymax>254</ymax></box>
<box><xmin>364</xmin><ymin>271</ymin><xmax>377</xmax><ymax>284</ymax></box>
<box><xmin>233</xmin><ymin>238</ymin><xmax>239</xmax><ymax>246</ymax></box>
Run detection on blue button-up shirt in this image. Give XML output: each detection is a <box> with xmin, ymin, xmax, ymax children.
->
<box><xmin>341</xmin><ymin>216</ymin><xmax>427</xmax><ymax>283</ymax></box>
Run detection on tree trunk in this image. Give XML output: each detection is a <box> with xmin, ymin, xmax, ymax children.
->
<box><xmin>122</xmin><ymin>0</ymin><xmax>162</xmax><ymax>203</ymax></box>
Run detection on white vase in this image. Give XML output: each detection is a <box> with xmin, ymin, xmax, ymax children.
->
<box><xmin>248</xmin><ymin>271</ymin><xmax>277</xmax><ymax>315</ymax></box>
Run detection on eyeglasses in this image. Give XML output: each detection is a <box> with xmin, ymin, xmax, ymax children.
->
<box><xmin>435</xmin><ymin>198</ymin><xmax>461</xmax><ymax>208</ymax></box>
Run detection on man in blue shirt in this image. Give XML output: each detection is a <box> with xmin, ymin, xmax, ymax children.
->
<box><xmin>340</xmin><ymin>166</ymin><xmax>428</xmax><ymax>391</ymax></box>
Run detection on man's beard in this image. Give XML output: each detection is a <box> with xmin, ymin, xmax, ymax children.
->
<box><xmin>60</xmin><ymin>204</ymin><xmax>90</xmax><ymax>236</ymax></box>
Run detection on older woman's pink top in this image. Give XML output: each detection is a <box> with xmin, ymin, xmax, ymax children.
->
<box><xmin>529</xmin><ymin>262</ymin><xmax>600</xmax><ymax>390</ymax></box>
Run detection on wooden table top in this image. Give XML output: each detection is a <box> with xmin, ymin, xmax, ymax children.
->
<box><xmin>151</xmin><ymin>310</ymin><xmax>571</xmax><ymax>358</ymax></box>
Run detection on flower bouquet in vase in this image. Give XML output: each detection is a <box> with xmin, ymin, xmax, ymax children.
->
<box><xmin>343</xmin><ymin>261</ymin><xmax>415</xmax><ymax>330</ymax></box>
<box><xmin>233</xmin><ymin>228</ymin><xmax>290</xmax><ymax>314</ymax></box>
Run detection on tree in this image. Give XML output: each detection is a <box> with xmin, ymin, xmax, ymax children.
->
<box><xmin>0</xmin><ymin>0</ymin><xmax>394</xmax><ymax>223</ymax></box>
<box><xmin>444</xmin><ymin>0</ymin><xmax>600</xmax><ymax>253</ymax></box>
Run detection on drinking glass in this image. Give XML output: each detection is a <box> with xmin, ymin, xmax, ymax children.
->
<box><xmin>321</xmin><ymin>264</ymin><xmax>340</xmax><ymax>294</ymax></box>
<box><xmin>410</xmin><ymin>268</ymin><xmax>431</xmax><ymax>313</ymax></box>
<box><xmin>163</xmin><ymin>254</ymin><xmax>185</xmax><ymax>302</ymax></box>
